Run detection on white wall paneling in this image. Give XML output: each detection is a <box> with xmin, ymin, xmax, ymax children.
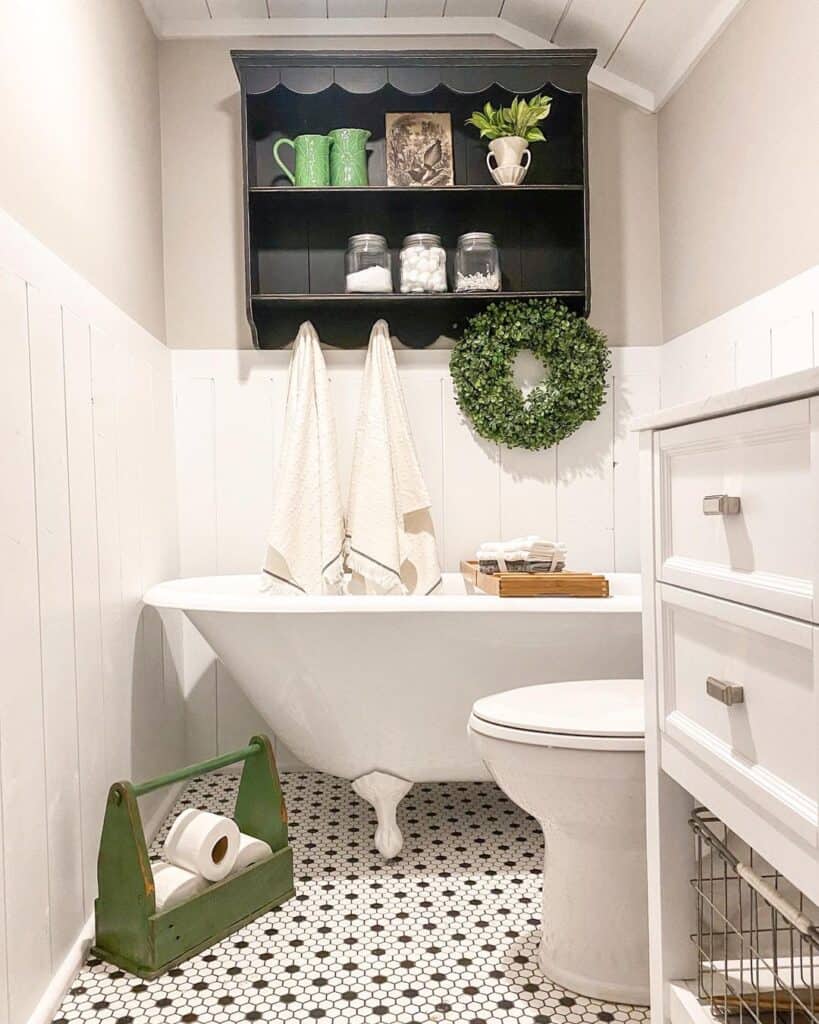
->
<box><xmin>0</xmin><ymin>269</ymin><xmax>52</xmax><ymax>1024</ymax></box>
<box><xmin>442</xmin><ymin>0</ymin><xmax>503</xmax><ymax>15</ymax></box>
<box><xmin>0</xmin><ymin>212</ymin><xmax>183</xmax><ymax>1024</ymax></box>
<box><xmin>62</xmin><ymin>312</ymin><xmax>108</xmax><ymax>912</ymax></box>
<box><xmin>208</xmin><ymin>0</ymin><xmax>268</xmax><ymax>16</ymax></box>
<box><xmin>734</xmin><ymin>326</ymin><xmax>772</xmax><ymax>389</ymax></box>
<box><xmin>28</xmin><ymin>287</ymin><xmax>86</xmax><ymax>969</ymax></box>
<box><xmin>499</xmin><ymin>0</ymin><xmax>566</xmax><ymax>40</ymax></box>
<box><xmin>771</xmin><ymin>312</ymin><xmax>815</xmax><ymax>380</ymax></box>
<box><xmin>442</xmin><ymin>377</ymin><xmax>501</xmax><ymax>565</ymax></box>
<box><xmin>552</xmin><ymin>0</ymin><xmax>642</xmax><ymax>64</ymax></box>
<box><xmin>212</xmin><ymin>372</ymin><xmax>278</xmax><ymax>755</ymax></box>
<box><xmin>661</xmin><ymin>264</ymin><xmax>819</xmax><ymax>408</ymax></box>
<box><xmin>386</xmin><ymin>0</ymin><xmax>445</xmax><ymax>16</ymax></box>
<box><xmin>172</xmin><ymin>345</ymin><xmax>660</xmax><ymax>762</ymax></box>
<box><xmin>174</xmin><ymin>377</ymin><xmax>219</xmax><ymax>762</ymax></box>
<box><xmin>556</xmin><ymin>372</ymin><xmax>615</xmax><ymax>570</ymax></box>
<box><xmin>328</xmin><ymin>0</ymin><xmax>386</xmax><ymax>19</ymax></box>
<box><xmin>613</xmin><ymin>347</ymin><xmax>661</xmax><ymax>572</ymax></box>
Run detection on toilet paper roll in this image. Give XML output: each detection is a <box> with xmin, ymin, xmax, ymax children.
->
<box><xmin>229</xmin><ymin>834</ymin><xmax>273</xmax><ymax>876</ymax></box>
<box><xmin>163</xmin><ymin>808</ymin><xmax>240</xmax><ymax>882</ymax></box>
<box><xmin>152</xmin><ymin>861</ymin><xmax>208</xmax><ymax>912</ymax></box>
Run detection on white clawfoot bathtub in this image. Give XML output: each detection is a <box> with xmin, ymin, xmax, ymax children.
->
<box><xmin>144</xmin><ymin>572</ymin><xmax>642</xmax><ymax>857</ymax></box>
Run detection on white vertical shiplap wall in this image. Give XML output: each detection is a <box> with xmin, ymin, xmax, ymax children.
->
<box><xmin>0</xmin><ymin>212</ymin><xmax>184</xmax><ymax>1024</ymax></box>
<box><xmin>661</xmin><ymin>264</ymin><xmax>818</xmax><ymax>406</ymax></box>
<box><xmin>172</xmin><ymin>345</ymin><xmax>661</xmax><ymax>763</ymax></box>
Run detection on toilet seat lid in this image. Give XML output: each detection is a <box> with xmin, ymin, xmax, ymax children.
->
<box><xmin>471</xmin><ymin>679</ymin><xmax>644</xmax><ymax>743</ymax></box>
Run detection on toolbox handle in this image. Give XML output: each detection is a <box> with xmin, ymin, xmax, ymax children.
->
<box><xmin>132</xmin><ymin>742</ymin><xmax>263</xmax><ymax>798</ymax></box>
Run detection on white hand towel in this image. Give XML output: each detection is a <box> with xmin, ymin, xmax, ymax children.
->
<box><xmin>262</xmin><ymin>322</ymin><xmax>345</xmax><ymax>595</ymax></box>
<box><xmin>346</xmin><ymin>320</ymin><xmax>442</xmax><ymax>595</ymax></box>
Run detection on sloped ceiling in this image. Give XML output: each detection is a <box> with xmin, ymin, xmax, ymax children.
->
<box><xmin>140</xmin><ymin>0</ymin><xmax>747</xmax><ymax>112</ymax></box>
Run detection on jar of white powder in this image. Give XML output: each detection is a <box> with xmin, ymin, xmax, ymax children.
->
<box><xmin>399</xmin><ymin>234</ymin><xmax>447</xmax><ymax>293</ymax></box>
<box><xmin>345</xmin><ymin>234</ymin><xmax>393</xmax><ymax>293</ymax></box>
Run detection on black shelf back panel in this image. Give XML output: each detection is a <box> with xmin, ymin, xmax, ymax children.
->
<box><xmin>233</xmin><ymin>50</ymin><xmax>595</xmax><ymax>349</ymax></box>
<box><xmin>248</xmin><ymin>83</ymin><xmax>583</xmax><ymax>189</ymax></box>
<box><xmin>250</xmin><ymin>189</ymin><xmax>585</xmax><ymax>296</ymax></box>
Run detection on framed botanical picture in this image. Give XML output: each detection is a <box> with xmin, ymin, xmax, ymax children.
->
<box><xmin>385</xmin><ymin>112</ymin><xmax>454</xmax><ymax>187</ymax></box>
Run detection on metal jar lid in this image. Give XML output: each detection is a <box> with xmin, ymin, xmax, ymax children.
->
<box><xmin>458</xmin><ymin>232</ymin><xmax>496</xmax><ymax>246</ymax></box>
<box><xmin>348</xmin><ymin>233</ymin><xmax>387</xmax><ymax>247</ymax></box>
<box><xmin>402</xmin><ymin>233</ymin><xmax>442</xmax><ymax>247</ymax></box>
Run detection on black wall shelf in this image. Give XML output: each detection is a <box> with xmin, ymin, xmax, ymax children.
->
<box><xmin>232</xmin><ymin>49</ymin><xmax>596</xmax><ymax>349</ymax></box>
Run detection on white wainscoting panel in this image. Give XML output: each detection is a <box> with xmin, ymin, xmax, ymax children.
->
<box><xmin>0</xmin><ymin>212</ymin><xmax>183</xmax><ymax>1024</ymax></box>
<box><xmin>172</xmin><ymin>345</ymin><xmax>660</xmax><ymax>764</ymax></box>
<box><xmin>662</xmin><ymin>265</ymin><xmax>818</xmax><ymax>407</ymax></box>
<box><xmin>28</xmin><ymin>287</ymin><xmax>86</xmax><ymax>969</ymax></box>
<box><xmin>0</xmin><ymin>269</ymin><xmax>52</xmax><ymax>1024</ymax></box>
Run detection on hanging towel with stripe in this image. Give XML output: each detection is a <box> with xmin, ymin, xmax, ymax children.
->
<box><xmin>262</xmin><ymin>321</ymin><xmax>345</xmax><ymax>595</ymax></box>
<box><xmin>346</xmin><ymin>319</ymin><xmax>442</xmax><ymax>595</ymax></box>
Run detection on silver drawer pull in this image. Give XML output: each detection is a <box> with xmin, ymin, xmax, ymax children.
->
<box><xmin>703</xmin><ymin>494</ymin><xmax>741</xmax><ymax>515</ymax></box>
<box><xmin>706</xmin><ymin>676</ymin><xmax>744</xmax><ymax>706</ymax></box>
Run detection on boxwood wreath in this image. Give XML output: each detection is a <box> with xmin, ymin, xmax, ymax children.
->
<box><xmin>450</xmin><ymin>298</ymin><xmax>611</xmax><ymax>451</ymax></box>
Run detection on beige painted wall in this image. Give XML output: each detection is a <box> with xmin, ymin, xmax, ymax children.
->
<box><xmin>0</xmin><ymin>0</ymin><xmax>166</xmax><ymax>340</ymax></box>
<box><xmin>159</xmin><ymin>38</ymin><xmax>662</xmax><ymax>348</ymax></box>
<box><xmin>658</xmin><ymin>0</ymin><xmax>819</xmax><ymax>341</ymax></box>
<box><xmin>587</xmin><ymin>84</ymin><xmax>661</xmax><ymax>349</ymax></box>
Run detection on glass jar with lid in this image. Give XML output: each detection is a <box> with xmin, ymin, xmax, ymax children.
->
<box><xmin>399</xmin><ymin>233</ymin><xmax>447</xmax><ymax>293</ymax></box>
<box><xmin>345</xmin><ymin>234</ymin><xmax>393</xmax><ymax>293</ymax></box>
<box><xmin>455</xmin><ymin>232</ymin><xmax>501</xmax><ymax>292</ymax></box>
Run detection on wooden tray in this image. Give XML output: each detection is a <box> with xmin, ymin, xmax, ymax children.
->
<box><xmin>461</xmin><ymin>561</ymin><xmax>610</xmax><ymax>598</ymax></box>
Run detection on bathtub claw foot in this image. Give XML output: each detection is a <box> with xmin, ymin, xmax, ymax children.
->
<box><xmin>352</xmin><ymin>772</ymin><xmax>413</xmax><ymax>859</ymax></box>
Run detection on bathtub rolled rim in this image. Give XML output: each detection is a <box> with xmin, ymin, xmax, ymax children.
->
<box><xmin>143</xmin><ymin>573</ymin><xmax>642</xmax><ymax>615</ymax></box>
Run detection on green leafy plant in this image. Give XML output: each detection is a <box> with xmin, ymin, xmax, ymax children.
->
<box><xmin>450</xmin><ymin>299</ymin><xmax>610</xmax><ymax>451</ymax></box>
<box><xmin>465</xmin><ymin>94</ymin><xmax>553</xmax><ymax>143</ymax></box>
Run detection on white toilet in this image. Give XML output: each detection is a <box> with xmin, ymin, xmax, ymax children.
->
<box><xmin>468</xmin><ymin>678</ymin><xmax>649</xmax><ymax>1006</ymax></box>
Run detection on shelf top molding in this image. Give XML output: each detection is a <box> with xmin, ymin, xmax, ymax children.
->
<box><xmin>232</xmin><ymin>48</ymin><xmax>597</xmax><ymax>98</ymax></box>
<box><xmin>248</xmin><ymin>184</ymin><xmax>584</xmax><ymax>195</ymax></box>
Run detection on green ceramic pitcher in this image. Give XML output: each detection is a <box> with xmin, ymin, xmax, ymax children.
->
<box><xmin>273</xmin><ymin>133</ymin><xmax>332</xmax><ymax>187</ymax></box>
<box><xmin>329</xmin><ymin>128</ymin><xmax>371</xmax><ymax>187</ymax></box>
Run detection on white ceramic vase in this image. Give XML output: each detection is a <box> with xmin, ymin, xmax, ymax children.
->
<box><xmin>487</xmin><ymin>135</ymin><xmax>531</xmax><ymax>185</ymax></box>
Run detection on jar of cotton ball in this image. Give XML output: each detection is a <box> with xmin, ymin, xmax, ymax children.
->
<box><xmin>399</xmin><ymin>233</ymin><xmax>447</xmax><ymax>293</ymax></box>
<box><xmin>345</xmin><ymin>234</ymin><xmax>393</xmax><ymax>293</ymax></box>
<box><xmin>455</xmin><ymin>232</ymin><xmax>500</xmax><ymax>292</ymax></box>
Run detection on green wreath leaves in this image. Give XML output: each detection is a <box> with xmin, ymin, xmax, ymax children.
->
<box><xmin>450</xmin><ymin>299</ymin><xmax>611</xmax><ymax>451</ymax></box>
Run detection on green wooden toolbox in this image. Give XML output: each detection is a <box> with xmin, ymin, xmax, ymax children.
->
<box><xmin>92</xmin><ymin>734</ymin><xmax>294</xmax><ymax>978</ymax></box>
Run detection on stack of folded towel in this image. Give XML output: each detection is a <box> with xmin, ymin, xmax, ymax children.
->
<box><xmin>476</xmin><ymin>536</ymin><xmax>567</xmax><ymax>574</ymax></box>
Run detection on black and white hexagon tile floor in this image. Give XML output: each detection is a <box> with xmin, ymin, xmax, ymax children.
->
<box><xmin>56</xmin><ymin>772</ymin><xmax>651</xmax><ymax>1024</ymax></box>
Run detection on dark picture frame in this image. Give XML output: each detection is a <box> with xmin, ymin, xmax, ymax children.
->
<box><xmin>385</xmin><ymin>112</ymin><xmax>455</xmax><ymax>187</ymax></box>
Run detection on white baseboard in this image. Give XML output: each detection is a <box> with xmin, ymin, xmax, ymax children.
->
<box><xmin>26</xmin><ymin>781</ymin><xmax>185</xmax><ymax>1024</ymax></box>
<box><xmin>25</xmin><ymin>916</ymin><xmax>95</xmax><ymax>1024</ymax></box>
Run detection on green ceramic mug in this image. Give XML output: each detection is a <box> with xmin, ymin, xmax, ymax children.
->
<box><xmin>273</xmin><ymin>133</ymin><xmax>332</xmax><ymax>187</ymax></box>
<box><xmin>329</xmin><ymin>128</ymin><xmax>371</xmax><ymax>187</ymax></box>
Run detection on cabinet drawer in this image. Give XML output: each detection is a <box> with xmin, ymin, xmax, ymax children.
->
<box><xmin>657</xmin><ymin>583</ymin><xmax>818</xmax><ymax>844</ymax></box>
<box><xmin>654</xmin><ymin>399</ymin><xmax>816</xmax><ymax>620</ymax></box>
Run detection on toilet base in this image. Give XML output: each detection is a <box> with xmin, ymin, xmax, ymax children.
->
<box><xmin>469</xmin><ymin>729</ymin><xmax>650</xmax><ymax>1006</ymax></box>
<box><xmin>538</xmin><ymin>946</ymin><xmax>649</xmax><ymax>1007</ymax></box>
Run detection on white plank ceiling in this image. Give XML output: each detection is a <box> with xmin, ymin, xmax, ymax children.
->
<box><xmin>140</xmin><ymin>0</ymin><xmax>747</xmax><ymax>111</ymax></box>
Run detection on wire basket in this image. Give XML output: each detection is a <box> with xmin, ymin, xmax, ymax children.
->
<box><xmin>690</xmin><ymin>808</ymin><xmax>819</xmax><ymax>1023</ymax></box>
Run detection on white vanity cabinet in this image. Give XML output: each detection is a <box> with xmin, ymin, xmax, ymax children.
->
<box><xmin>635</xmin><ymin>368</ymin><xmax>819</xmax><ymax>1024</ymax></box>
